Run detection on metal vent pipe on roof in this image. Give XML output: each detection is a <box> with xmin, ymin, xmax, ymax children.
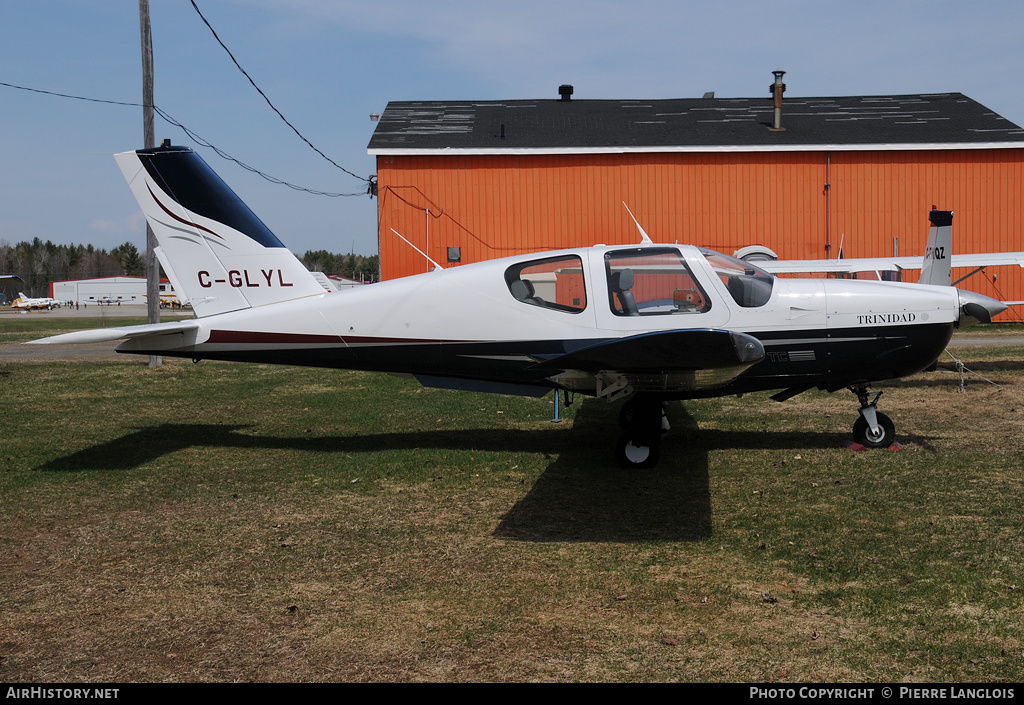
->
<box><xmin>559</xmin><ymin>84</ymin><xmax>574</xmax><ymax>102</ymax></box>
<box><xmin>769</xmin><ymin>70</ymin><xmax>786</xmax><ymax>131</ymax></box>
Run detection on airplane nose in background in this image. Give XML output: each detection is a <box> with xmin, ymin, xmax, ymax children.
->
<box><xmin>956</xmin><ymin>289</ymin><xmax>1007</xmax><ymax>327</ymax></box>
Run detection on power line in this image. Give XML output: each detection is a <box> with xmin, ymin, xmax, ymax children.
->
<box><xmin>0</xmin><ymin>80</ymin><xmax>142</xmax><ymax>107</ymax></box>
<box><xmin>154</xmin><ymin>107</ymin><xmax>371</xmax><ymax>197</ymax></box>
<box><xmin>189</xmin><ymin>0</ymin><xmax>370</xmax><ymax>184</ymax></box>
<box><xmin>0</xmin><ymin>80</ymin><xmax>370</xmax><ymax>198</ymax></box>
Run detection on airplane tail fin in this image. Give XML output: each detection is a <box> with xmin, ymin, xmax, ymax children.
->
<box><xmin>114</xmin><ymin>145</ymin><xmax>326</xmax><ymax>318</ymax></box>
<box><xmin>920</xmin><ymin>209</ymin><xmax>953</xmax><ymax>286</ymax></box>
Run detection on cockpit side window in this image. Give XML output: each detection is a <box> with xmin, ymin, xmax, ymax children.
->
<box><xmin>605</xmin><ymin>248</ymin><xmax>712</xmax><ymax>316</ymax></box>
<box><xmin>699</xmin><ymin>249</ymin><xmax>775</xmax><ymax>308</ymax></box>
<box><xmin>505</xmin><ymin>255</ymin><xmax>586</xmax><ymax>313</ymax></box>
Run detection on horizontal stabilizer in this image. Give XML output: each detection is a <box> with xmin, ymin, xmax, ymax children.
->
<box><xmin>531</xmin><ymin>329</ymin><xmax>765</xmax><ymax>373</ymax></box>
<box><xmin>27</xmin><ymin>320</ymin><xmax>201</xmax><ymax>345</ymax></box>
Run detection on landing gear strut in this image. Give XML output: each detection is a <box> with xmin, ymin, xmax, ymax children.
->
<box><xmin>850</xmin><ymin>385</ymin><xmax>896</xmax><ymax>448</ymax></box>
<box><xmin>615</xmin><ymin>396</ymin><xmax>669</xmax><ymax>468</ymax></box>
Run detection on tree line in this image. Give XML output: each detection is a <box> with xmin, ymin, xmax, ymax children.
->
<box><xmin>0</xmin><ymin>238</ymin><xmax>379</xmax><ymax>302</ymax></box>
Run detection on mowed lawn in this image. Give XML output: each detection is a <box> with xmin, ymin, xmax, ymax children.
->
<box><xmin>1</xmin><ymin>322</ymin><xmax>1022</xmax><ymax>682</ymax></box>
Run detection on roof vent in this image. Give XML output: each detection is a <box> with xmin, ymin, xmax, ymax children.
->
<box><xmin>769</xmin><ymin>70</ymin><xmax>786</xmax><ymax>131</ymax></box>
<box><xmin>558</xmin><ymin>84</ymin><xmax>574</xmax><ymax>102</ymax></box>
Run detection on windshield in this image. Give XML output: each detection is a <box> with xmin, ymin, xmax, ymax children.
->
<box><xmin>699</xmin><ymin>248</ymin><xmax>775</xmax><ymax>308</ymax></box>
<box><xmin>605</xmin><ymin>247</ymin><xmax>711</xmax><ymax>316</ymax></box>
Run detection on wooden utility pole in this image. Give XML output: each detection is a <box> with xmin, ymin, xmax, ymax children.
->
<box><xmin>139</xmin><ymin>0</ymin><xmax>161</xmax><ymax>367</ymax></box>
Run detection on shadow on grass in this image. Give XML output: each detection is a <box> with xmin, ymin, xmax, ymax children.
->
<box><xmin>34</xmin><ymin>398</ymin><xmax>894</xmax><ymax>542</ymax></box>
<box><xmin>493</xmin><ymin>400</ymin><xmax>715</xmax><ymax>542</ymax></box>
<box><xmin>489</xmin><ymin>400</ymin><xmax>951</xmax><ymax>541</ymax></box>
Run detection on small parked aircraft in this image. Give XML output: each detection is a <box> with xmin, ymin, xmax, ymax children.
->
<box><xmin>14</xmin><ymin>292</ymin><xmax>61</xmax><ymax>310</ymax></box>
<box><xmin>738</xmin><ymin>211</ymin><xmax>1024</xmax><ymax>292</ymax></box>
<box><xmin>31</xmin><ymin>145</ymin><xmax>1007</xmax><ymax>467</ymax></box>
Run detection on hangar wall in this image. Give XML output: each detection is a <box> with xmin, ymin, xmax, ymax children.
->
<box><xmin>376</xmin><ymin>148</ymin><xmax>1024</xmax><ymax>310</ymax></box>
<box><xmin>51</xmin><ymin>277</ymin><xmax>179</xmax><ymax>305</ymax></box>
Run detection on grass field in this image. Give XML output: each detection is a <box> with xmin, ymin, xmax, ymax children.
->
<box><xmin>1</xmin><ymin>319</ymin><xmax>1022</xmax><ymax>682</ymax></box>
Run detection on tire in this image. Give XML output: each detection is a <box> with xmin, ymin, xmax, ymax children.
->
<box><xmin>852</xmin><ymin>412</ymin><xmax>896</xmax><ymax>449</ymax></box>
<box><xmin>615</xmin><ymin>432</ymin><xmax>661</xmax><ymax>469</ymax></box>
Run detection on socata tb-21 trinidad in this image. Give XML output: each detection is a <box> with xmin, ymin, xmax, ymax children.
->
<box><xmin>32</xmin><ymin>144</ymin><xmax>1007</xmax><ymax>467</ymax></box>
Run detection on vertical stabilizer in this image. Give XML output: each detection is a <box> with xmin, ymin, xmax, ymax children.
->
<box><xmin>114</xmin><ymin>146</ymin><xmax>325</xmax><ymax>317</ymax></box>
<box><xmin>920</xmin><ymin>210</ymin><xmax>953</xmax><ymax>286</ymax></box>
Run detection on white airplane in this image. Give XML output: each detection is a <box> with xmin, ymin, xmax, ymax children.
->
<box><xmin>742</xmin><ymin>211</ymin><xmax>1024</xmax><ymax>294</ymax></box>
<box><xmin>13</xmin><ymin>292</ymin><xmax>62</xmax><ymax>310</ymax></box>
<box><xmin>31</xmin><ymin>145</ymin><xmax>1007</xmax><ymax>467</ymax></box>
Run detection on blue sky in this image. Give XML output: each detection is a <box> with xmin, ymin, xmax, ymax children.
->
<box><xmin>3</xmin><ymin>0</ymin><xmax>1023</xmax><ymax>257</ymax></box>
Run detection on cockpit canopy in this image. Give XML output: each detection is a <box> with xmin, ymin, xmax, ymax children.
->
<box><xmin>505</xmin><ymin>246</ymin><xmax>774</xmax><ymax>316</ymax></box>
<box><xmin>605</xmin><ymin>247</ymin><xmax>711</xmax><ymax>316</ymax></box>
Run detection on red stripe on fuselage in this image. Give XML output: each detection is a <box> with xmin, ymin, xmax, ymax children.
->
<box><xmin>206</xmin><ymin>330</ymin><xmax>455</xmax><ymax>346</ymax></box>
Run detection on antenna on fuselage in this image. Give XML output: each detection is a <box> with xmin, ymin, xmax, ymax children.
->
<box><xmin>622</xmin><ymin>202</ymin><xmax>653</xmax><ymax>245</ymax></box>
<box><xmin>390</xmin><ymin>228</ymin><xmax>444</xmax><ymax>271</ymax></box>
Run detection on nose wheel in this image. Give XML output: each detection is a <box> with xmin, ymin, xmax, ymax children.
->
<box><xmin>850</xmin><ymin>386</ymin><xmax>896</xmax><ymax>448</ymax></box>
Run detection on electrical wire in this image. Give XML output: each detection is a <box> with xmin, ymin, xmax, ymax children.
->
<box><xmin>982</xmin><ymin>269</ymin><xmax>1024</xmax><ymax>322</ymax></box>
<box><xmin>380</xmin><ymin>185</ymin><xmax>561</xmax><ymax>253</ymax></box>
<box><xmin>0</xmin><ymin>80</ymin><xmax>141</xmax><ymax>107</ymax></box>
<box><xmin>189</xmin><ymin>0</ymin><xmax>370</xmax><ymax>185</ymax></box>
<box><xmin>0</xmin><ymin>80</ymin><xmax>370</xmax><ymax>198</ymax></box>
<box><xmin>154</xmin><ymin>106</ymin><xmax>370</xmax><ymax>197</ymax></box>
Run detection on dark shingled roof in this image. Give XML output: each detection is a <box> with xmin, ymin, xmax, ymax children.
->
<box><xmin>367</xmin><ymin>92</ymin><xmax>1024</xmax><ymax>154</ymax></box>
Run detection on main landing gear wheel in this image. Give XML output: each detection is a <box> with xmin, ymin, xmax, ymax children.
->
<box><xmin>852</xmin><ymin>412</ymin><xmax>895</xmax><ymax>448</ymax></box>
<box><xmin>614</xmin><ymin>396</ymin><xmax>667</xmax><ymax>469</ymax></box>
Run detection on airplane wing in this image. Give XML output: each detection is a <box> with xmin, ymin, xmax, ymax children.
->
<box><xmin>946</xmin><ymin>253</ymin><xmax>1024</xmax><ymax>269</ymax></box>
<box><xmin>530</xmin><ymin>329</ymin><xmax>765</xmax><ymax>394</ymax></box>
<box><xmin>759</xmin><ymin>256</ymin><xmax>920</xmax><ymax>275</ymax></box>
<box><xmin>760</xmin><ymin>253</ymin><xmax>1024</xmax><ymax>275</ymax></box>
<box><xmin>532</xmin><ymin>329</ymin><xmax>764</xmax><ymax>372</ymax></box>
<box><xmin>0</xmin><ymin>274</ymin><xmax>23</xmax><ymax>283</ymax></box>
<box><xmin>755</xmin><ymin>210</ymin><xmax>1024</xmax><ymax>282</ymax></box>
<box><xmin>27</xmin><ymin>320</ymin><xmax>201</xmax><ymax>345</ymax></box>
